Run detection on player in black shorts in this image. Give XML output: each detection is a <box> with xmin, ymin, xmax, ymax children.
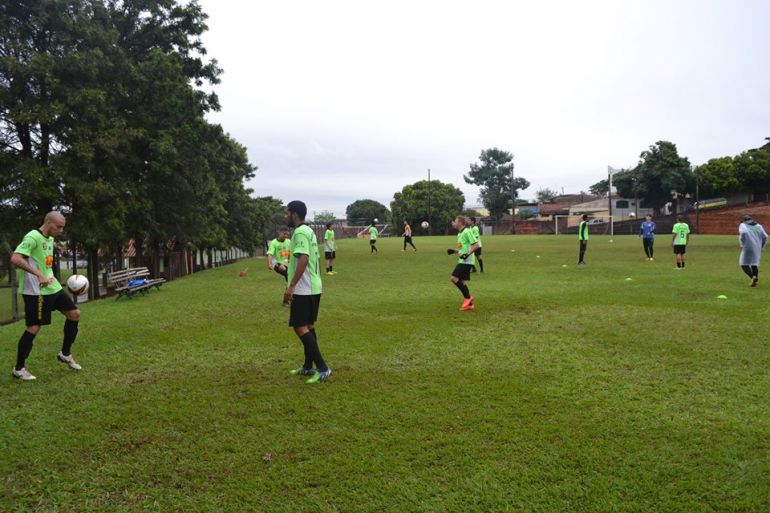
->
<box><xmin>447</xmin><ymin>216</ymin><xmax>480</xmax><ymax>311</ymax></box>
<box><xmin>284</xmin><ymin>200</ymin><xmax>331</xmax><ymax>384</ymax></box>
<box><xmin>11</xmin><ymin>212</ymin><xmax>83</xmax><ymax>381</ymax></box>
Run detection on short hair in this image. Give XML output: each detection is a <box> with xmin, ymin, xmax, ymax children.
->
<box><xmin>469</xmin><ymin>216</ymin><xmax>476</xmax><ymax>223</ymax></box>
<box><xmin>645</xmin><ymin>214</ymin><xmax>652</xmax><ymax>218</ymax></box>
<box><xmin>325</xmin><ymin>222</ymin><xmax>333</xmax><ymax>229</ymax></box>
<box><xmin>582</xmin><ymin>214</ymin><xmax>588</xmax><ymax>220</ymax></box>
<box><xmin>44</xmin><ymin>211</ymin><xmax>65</xmax><ymax>224</ymax></box>
<box><xmin>455</xmin><ymin>215</ymin><xmax>468</xmax><ymax>225</ymax></box>
<box><xmin>677</xmin><ymin>214</ymin><xmax>684</xmax><ymax>221</ymax></box>
<box><xmin>286</xmin><ymin>200</ymin><xmax>307</xmax><ymax>220</ymax></box>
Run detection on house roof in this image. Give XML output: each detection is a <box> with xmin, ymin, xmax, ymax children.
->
<box><xmin>538</xmin><ymin>202</ymin><xmax>572</xmax><ymax>215</ymax></box>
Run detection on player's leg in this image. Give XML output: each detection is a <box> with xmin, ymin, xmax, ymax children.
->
<box><xmin>476</xmin><ymin>248</ymin><xmax>484</xmax><ymax>273</ymax></box>
<box><xmin>451</xmin><ymin>266</ymin><xmax>474</xmax><ymax>310</ymax></box>
<box><xmin>13</xmin><ymin>294</ymin><xmax>49</xmax><ymax>380</ymax></box>
<box><xmin>578</xmin><ymin>240</ymin><xmax>587</xmax><ymax>264</ymax></box>
<box><xmin>751</xmin><ymin>265</ymin><xmax>759</xmax><ymax>286</ymax></box>
<box><xmin>741</xmin><ymin>265</ymin><xmax>753</xmax><ymax>278</ymax></box>
<box><xmin>289</xmin><ymin>295</ymin><xmax>330</xmax><ymax>382</ymax></box>
<box><xmin>53</xmin><ymin>291</ymin><xmax>82</xmax><ymax>370</ymax></box>
<box><xmin>649</xmin><ymin>239</ymin><xmax>654</xmax><ymax>259</ymax></box>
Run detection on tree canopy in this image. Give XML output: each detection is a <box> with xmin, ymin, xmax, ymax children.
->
<box><xmin>390</xmin><ymin>180</ymin><xmax>465</xmax><ymax>234</ymax></box>
<box><xmin>0</xmin><ymin>0</ymin><xmax>271</xmax><ymax>254</ymax></box>
<box><xmin>613</xmin><ymin>141</ymin><xmax>694</xmax><ymax>213</ymax></box>
<box><xmin>345</xmin><ymin>199</ymin><xmax>390</xmax><ymax>225</ymax></box>
<box><xmin>464</xmin><ymin>148</ymin><xmax>530</xmax><ymax>222</ymax></box>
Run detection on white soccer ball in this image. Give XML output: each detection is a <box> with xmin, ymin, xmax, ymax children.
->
<box><xmin>628</xmin><ymin>212</ymin><xmax>636</xmax><ymax>218</ymax></box>
<box><xmin>66</xmin><ymin>274</ymin><xmax>89</xmax><ymax>295</ymax></box>
<box><xmin>373</xmin><ymin>218</ymin><xmax>378</xmax><ymax>223</ymax></box>
<box><xmin>421</xmin><ymin>221</ymin><xmax>429</xmax><ymax>229</ymax></box>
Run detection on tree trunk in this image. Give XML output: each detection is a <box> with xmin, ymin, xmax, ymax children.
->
<box><xmin>88</xmin><ymin>248</ymin><xmax>100</xmax><ymax>300</ymax></box>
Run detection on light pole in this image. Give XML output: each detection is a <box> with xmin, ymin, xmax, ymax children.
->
<box><xmin>510</xmin><ymin>154</ymin><xmax>516</xmax><ymax>234</ymax></box>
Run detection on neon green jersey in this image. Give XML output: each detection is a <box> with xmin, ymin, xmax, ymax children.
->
<box><xmin>288</xmin><ymin>224</ymin><xmax>322</xmax><ymax>295</ymax></box>
<box><xmin>368</xmin><ymin>226</ymin><xmax>378</xmax><ymax>240</ymax></box>
<box><xmin>456</xmin><ymin>227</ymin><xmax>477</xmax><ymax>265</ymax></box>
<box><xmin>579</xmin><ymin>221</ymin><xmax>589</xmax><ymax>241</ymax></box>
<box><xmin>15</xmin><ymin>229</ymin><xmax>62</xmax><ymax>295</ymax></box>
<box><xmin>471</xmin><ymin>225</ymin><xmax>483</xmax><ymax>247</ymax></box>
<box><xmin>267</xmin><ymin>238</ymin><xmax>291</xmax><ymax>266</ymax></box>
<box><xmin>672</xmin><ymin>222</ymin><xmax>690</xmax><ymax>245</ymax></box>
<box><xmin>323</xmin><ymin>229</ymin><xmax>335</xmax><ymax>251</ymax></box>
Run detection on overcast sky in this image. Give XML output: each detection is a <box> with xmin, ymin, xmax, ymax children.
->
<box><xmin>199</xmin><ymin>0</ymin><xmax>770</xmax><ymax>217</ymax></box>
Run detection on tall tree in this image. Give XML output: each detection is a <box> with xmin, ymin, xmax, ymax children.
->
<box><xmin>464</xmin><ymin>148</ymin><xmax>530</xmax><ymax>222</ymax></box>
<box><xmin>536</xmin><ymin>188</ymin><xmax>559</xmax><ymax>203</ymax></box>
<box><xmin>734</xmin><ymin>149</ymin><xmax>770</xmax><ymax>197</ymax></box>
<box><xmin>694</xmin><ymin>157</ymin><xmax>740</xmax><ymax>196</ymax></box>
<box><xmin>345</xmin><ymin>199</ymin><xmax>389</xmax><ymax>225</ymax></box>
<box><xmin>312</xmin><ymin>210</ymin><xmax>336</xmax><ymax>224</ymax></box>
<box><xmin>589</xmin><ymin>179</ymin><xmax>609</xmax><ymax>197</ymax></box>
<box><xmin>614</xmin><ymin>141</ymin><xmax>694</xmax><ymax>214</ymax></box>
<box><xmin>390</xmin><ymin>180</ymin><xmax>465</xmax><ymax>234</ymax></box>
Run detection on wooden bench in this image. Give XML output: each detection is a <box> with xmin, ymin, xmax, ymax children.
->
<box><xmin>107</xmin><ymin>267</ymin><xmax>166</xmax><ymax>299</ymax></box>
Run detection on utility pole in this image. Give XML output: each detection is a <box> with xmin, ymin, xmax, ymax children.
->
<box><xmin>510</xmin><ymin>154</ymin><xmax>516</xmax><ymax>234</ymax></box>
<box><xmin>428</xmin><ymin>168</ymin><xmax>433</xmax><ymax>235</ymax></box>
<box><xmin>608</xmin><ymin>166</ymin><xmax>615</xmax><ymax>237</ymax></box>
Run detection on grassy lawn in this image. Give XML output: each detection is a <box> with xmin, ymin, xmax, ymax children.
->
<box><xmin>1</xmin><ymin>234</ymin><xmax>768</xmax><ymax>512</ymax></box>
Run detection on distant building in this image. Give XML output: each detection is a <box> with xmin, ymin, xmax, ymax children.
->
<box><xmin>570</xmin><ymin>196</ymin><xmax>653</xmax><ymax>220</ymax></box>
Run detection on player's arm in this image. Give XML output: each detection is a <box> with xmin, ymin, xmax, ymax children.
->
<box><xmin>10</xmin><ymin>252</ymin><xmax>51</xmax><ymax>286</ymax></box>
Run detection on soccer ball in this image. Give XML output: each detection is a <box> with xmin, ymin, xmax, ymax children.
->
<box><xmin>628</xmin><ymin>212</ymin><xmax>636</xmax><ymax>218</ymax></box>
<box><xmin>66</xmin><ymin>274</ymin><xmax>89</xmax><ymax>295</ymax></box>
<box><xmin>421</xmin><ymin>221</ymin><xmax>429</xmax><ymax>229</ymax></box>
<box><xmin>373</xmin><ymin>218</ymin><xmax>378</xmax><ymax>223</ymax></box>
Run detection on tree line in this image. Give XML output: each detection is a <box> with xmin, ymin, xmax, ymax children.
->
<box><xmin>0</xmin><ymin>1</ymin><xmax>283</xmax><ymax>277</ymax></box>
<box><xmin>590</xmin><ymin>140</ymin><xmax>770</xmax><ymax>214</ymax></box>
<box><xmin>345</xmin><ymin>148</ymin><xmax>531</xmax><ymax>234</ymax></box>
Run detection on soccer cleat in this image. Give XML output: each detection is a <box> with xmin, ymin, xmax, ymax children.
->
<box><xmin>459</xmin><ymin>303</ymin><xmax>475</xmax><ymax>311</ymax></box>
<box><xmin>290</xmin><ymin>367</ymin><xmax>315</xmax><ymax>376</ymax></box>
<box><xmin>57</xmin><ymin>352</ymin><xmax>82</xmax><ymax>371</ymax></box>
<box><xmin>306</xmin><ymin>368</ymin><xmax>332</xmax><ymax>384</ymax></box>
<box><xmin>12</xmin><ymin>367</ymin><xmax>36</xmax><ymax>381</ymax></box>
<box><xmin>326</xmin><ymin>272</ymin><xmax>334</xmax><ymax>276</ymax></box>
<box><xmin>751</xmin><ymin>277</ymin><xmax>758</xmax><ymax>287</ymax></box>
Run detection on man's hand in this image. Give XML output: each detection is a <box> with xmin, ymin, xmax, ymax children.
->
<box><xmin>284</xmin><ymin>285</ymin><xmax>295</xmax><ymax>305</ymax></box>
<box><xmin>446</xmin><ymin>248</ymin><xmax>456</xmax><ymax>255</ymax></box>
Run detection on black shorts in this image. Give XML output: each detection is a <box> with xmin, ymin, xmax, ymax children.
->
<box><xmin>451</xmin><ymin>264</ymin><xmax>473</xmax><ymax>281</ymax></box>
<box><xmin>24</xmin><ymin>290</ymin><xmax>77</xmax><ymax>327</ymax></box>
<box><xmin>273</xmin><ymin>264</ymin><xmax>288</xmax><ymax>278</ymax></box>
<box><xmin>673</xmin><ymin>245</ymin><xmax>687</xmax><ymax>254</ymax></box>
<box><xmin>474</xmin><ymin>247</ymin><xmax>483</xmax><ymax>257</ymax></box>
<box><xmin>325</xmin><ymin>251</ymin><xmax>336</xmax><ymax>259</ymax></box>
<box><xmin>289</xmin><ymin>294</ymin><xmax>321</xmax><ymax>327</ymax></box>
<box><xmin>370</xmin><ymin>240</ymin><xmax>377</xmax><ymax>245</ymax></box>
<box><xmin>404</xmin><ymin>236</ymin><xmax>413</xmax><ymax>243</ymax></box>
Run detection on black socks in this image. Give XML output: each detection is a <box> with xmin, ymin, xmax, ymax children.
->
<box><xmin>16</xmin><ymin>330</ymin><xmax>36</xmax><ymax>371</ymax></box>
<box><xmin>454</xmin><ymin>281</ymin><xmax>470</xmax><ymax>299</ymax></box>
<box><xmin>300</xmin><ymin>330</ymin><xmax>327</xmax><ymax>372</ymax></box>
<box><xmin>62</xmin><ymin>319</ymin><xmax>79</xmax><ymax>356</ymax></box>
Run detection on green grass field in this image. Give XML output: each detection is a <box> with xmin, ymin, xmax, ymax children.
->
<box><xmin>1</xmin><ymin>234</ymin><xmax>769</xmax><ymax>512</ymax></box>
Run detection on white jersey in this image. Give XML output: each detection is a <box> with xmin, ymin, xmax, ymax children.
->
<box><xmin>739</xmin><ymin>222</ymin><xmax>768</xmax><ymax>266</ymax></box>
